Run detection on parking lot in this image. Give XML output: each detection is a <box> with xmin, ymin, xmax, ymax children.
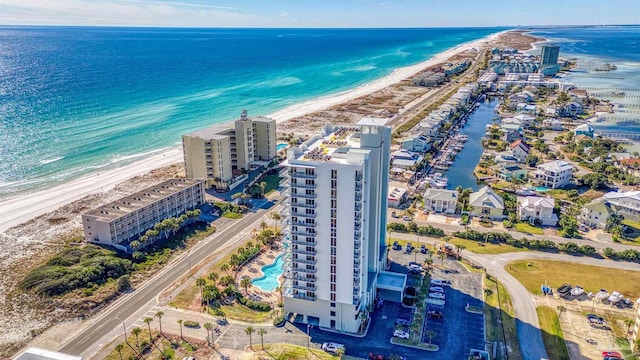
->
<box><xmin>295</xmin><ymin>247</ymin><xmax>487</xmax><ymax>359</ymax></box>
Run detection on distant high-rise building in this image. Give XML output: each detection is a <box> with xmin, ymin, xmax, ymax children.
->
<box><xmin>182</xmin><ymin>110</ymin><xmax>276</xmax><ymax>189</ymax></box>
<box><xmin>540</xmin><ymin>44</ymin><xmax>560</xmax><ymax>67</ymax></box>
<box><xmin>282</xmin><ymin>118</ymin><xmax>403</xmax><ymax>334</ymax></box>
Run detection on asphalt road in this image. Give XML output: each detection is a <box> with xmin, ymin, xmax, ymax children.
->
<box><xmin>59</xmin><ymin>197</ymin><xmax>283</xmax><ymax>356</ymax></box>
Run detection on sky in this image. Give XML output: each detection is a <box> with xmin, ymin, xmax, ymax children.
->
<box><xmin>0</xmin><ymin>0</ymin><xmax>638</xmax><ymax>28</ymax></box>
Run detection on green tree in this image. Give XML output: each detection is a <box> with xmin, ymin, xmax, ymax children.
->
<box><xmin>143</xmin><ymin>317</ymin><xmax>153</xmax><ymax>342</ymax></box>
<box><xmin>270</xmin><ymin>212</ymin><xmax>282</xmax><ymax>232</ymax></box>
<box><xmin>425</xmin><ymin>329</ymin><xmax>437</xmax><ymax>345</ymax></box>
<box><xmin>117</xmin><ymin>275</ymin><xmax>131</xmax><ymax>292</ymax></box>
<box><xmin>525</xmin><ymin>154</ymin><xmax>540</xmax><ymax>167</ymax></box>
<box><xmin>259</xmin><ymin>181</ymin><xmax>267</xmax><ymax>197</ymax></box>
<box><xmin>245</xmin><ymin>326</ymin><xmax>255</xmax><ymax>349</ymax></box>
<box><xmin>204</xmin><ymin>322</ymin><xmax>213</xmax><ymax>346</ymax></box>
<box><xmin>625</xmin><ymin>318</ymin><xmax>634</xmax><ymax>337</ymax></box>
<box><xmin>131</xmin><ymin>327</ymin><xmax>142</xmax><ymax>350</ymax></box>
<box><xmin>335</xmin><ymin>347</ymin><xmax>345</xmax><ymax>359</ymax></box>
<box><xmin>129</xmin><ymin>240</ymin><xmax>141</xmax><ymax>251</ymax></box>
<box><xmin>195</xmin><ymin>277</ymin><xmax>207</xmax><ymax>303</ymax></box>
<box><xmin>220</xmin><ymin>263</ymin><xmax>230</xmax><ymax>275</ymax></box>
<box><xmin>257</xmin><ymin>328</ymin><xmax>267</xmax><ymax>349</ymax></box>
<box><xmin>177</xmin><ymin>320</ymin><xmax>183</xmax><ymax>339</ymax></box>
<box><xmin>240</xmin><ymin>277</ymin><xmax>252</xmax><ymax>294</ymax></box>
<box><xmin>559</xmin><ymin>215</ymin><xmax>579</xmax><ymax>238</ymax></box>
<box><xmin>155</xmin><ymin>310</ymin><xmax>164</xmax><ymax>334</ymax></box>
<box><xmin>208</xmin><ymin>272</ymin><xmax>219</xmax><ymax>283</ymax></box>
<box><xmin>114</xmin><ymin>344</ymin><xmax>124</xmax><ymax>360</ymax></box>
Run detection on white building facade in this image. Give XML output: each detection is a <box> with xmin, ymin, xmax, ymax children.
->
<box><xmin>423</xmin><ymin>189</ymin><xmax>458</xmax><ymax>214</ymax></box>
<box><xmin>517</xmin><ymin>196</ymin><xmax>558</xmax><ymax>226</ymax></box>
<box><xmin>534</xmin><ymin>160</ymin><xmax>574</xmax><ymax>189</ymax></box>
<box><xmin>81</xmin><ymin>179</ymin><xmax>205</xmax><ymax>249</ymax></box>
<box><xmin>282</xmin><ymin>118</ymin><xmax>391</xmax><ymax>334</ymax></box>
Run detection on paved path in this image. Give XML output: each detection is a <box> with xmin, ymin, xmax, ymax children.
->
<box><xmin>390</xmin><ymin>232</ymin><xmax>640</xmax><ymax>360</ymax></box>
<box><xmin>58</xmin><ymin>196</ymin><xmax>284</xmax><ymax>359</ymax></box>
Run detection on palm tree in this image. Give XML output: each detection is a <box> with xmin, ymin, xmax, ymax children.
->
<box><xmin>155</xmin><ymin>311</ymin><xmax>164</xmax><ymax>334</ymax></box>
<box><xmin>625</xmin><ymin>318</ymin><xmax>634</xmax><ymax>337</ymax></box>
<box><xmin>439</xmin><ymin>252</ymin><xmax>445</xmax><ymax>267</ymax></box>
<box><xmin>455</xmin><ymin>244</ymin><xmax>466</xmax><ymax>259</ymax></box>
<box><xmin>204</xmin><ymin>322</ymin><xmax>213</xmax><ymax>346</ymax></box>
<box><xmin>270</xmin><ymin>213</ymin><xmax>282</xmax><ymax>232</ymax></box>
<box><xmin>245</xmin><ymin>326</ymin><xmax>255</xmax><ymax>349</ymax></box>
<box><xmin>195</xmin><ymin>277</ymin><xmax>206</xmax><ymax>302</ymax></box>
<box><xmin>260</xmin><ymin>220</ymin><xmax>268</xmax><ymax>231</ymax></box>
<box><xmin>423</xmin><ymin>257</ymin><xmax>434</xmax><ymax>272</ymax></box>
<box><xmin>208</xmin><ymin>272</ymin><xmax>219</xmax><ymax>283</ymax></box>
<box><xmin>259</xmin><ymin>181</ymin><xmax>267</xmax><ymax>197</ymax></box>
<box><xmin>130</xmin><ymin>240</ymin><xmax>141</xmax><ymax>251</ymax></box>
<box><xmin>276</xmin><ymin>285</ymin><xmax>283</xmax><ymax>303</ymax></box>
<box><xmin>257</xmin><ymin>328</ymin><xmax>267</xmax><ymax>349</ymax></box>
<box><xmin>425</xmin><ymin>329</ymin><xmax>436</xmax><ymax>345</ymax></box>
<box><xmin>131</xmin><ymin>327</ymin><xmax>142</xmax><ymax>350</ymax></box>
<box><xmin>413</xmin><ymin>248</ymin><xmax>419</xmax><ymax>263</ymax></box>
<box><xmin>220</xmin><ymin>263</ymin><xmax>230</xmax><ymax>275</ymax></box>
<box><xmin>177</xmin><ymin>320</ymin><xmax>184</xmax><ymax>339</ymax></box>
<box><xmin>114</xmin><ymin>344</ymin><xmax>124</xmax><ymax>360</ymax></box>
<box><xmin>240</xmin><ymin>277</ymin><xmax>252</xmax><ymax>294</ymax></box>
<box><xmin>143</xmin><ymin>317</ymin><xmax>153</xmax><ymax>342</ymax></box>
<box><xmin>335</xmin><ymin>347</ymin><xmax>345</xmax><ymax>359</ymax></box>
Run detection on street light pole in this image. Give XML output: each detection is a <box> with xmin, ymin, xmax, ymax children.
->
<box><xmin>307</xmin><ymin>324</ymin><xmax>311</xmax><ymax>349</ymax></box>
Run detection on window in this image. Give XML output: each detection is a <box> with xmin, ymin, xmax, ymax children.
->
<box><xmin>330</xmin><ymin>302</ymin><xmax>336</xmax><ymax>308</ymax></box>
<box><xmin>331</xmin><ymin>170</ymin><xmax>337</xmax><ymax>179</ymax></box>
<box><xmin>330</xmin><ymin>311</ymin><xmax>336</xmax><ymax>317</ymax></box>
<box><xmin>331</xmin><ymin>293</ymin><xmax>336</xmax><ymax>301</ymax></box>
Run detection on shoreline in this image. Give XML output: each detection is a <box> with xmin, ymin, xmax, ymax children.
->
<box><xmin>0</xmin><ymin>30</ymin><xmax>509</xmax><ymax>233</ymax></box>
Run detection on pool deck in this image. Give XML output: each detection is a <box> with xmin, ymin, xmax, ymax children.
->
<box><xmin>236</xmin><ymin>247</ymin><xmax>283</xmax><ymax>304</ymax></box>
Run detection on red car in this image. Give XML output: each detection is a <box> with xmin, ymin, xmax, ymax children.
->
<box><xmin>368</xmin><ymin>353</ymin><xmax>384</xmax><ymax>360</ymax></box>
<box><xmin>602</xmin><ymin>351</ymin><xmax>622</xmax><ymax>358</ymax></box>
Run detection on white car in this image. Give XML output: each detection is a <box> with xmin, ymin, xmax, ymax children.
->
<box><xmin>429</xmin><ymin>286</ymin><xmax>444</xmax><ymax>293</ymax></box>
<box><xmin>321</xmin><ymin>342</ymin><xmax>345</xmax><ymax>354</ymax></box>
<box><xmin>402</xmin><ymin>216</ymin><xmax>413</xmax><ymax>221</ymax></box>
<box><xmin>430</xmin><ymin>279</ymin><xmax>451</xmax><ymax>287</ymax></box>
<box><xmin>393</xmin><ymin>329</ymin><xmax>410</xmax><ymax>339</ymax></box>
<box><xmin>429</xmin><ymin>292</ymin><xmax>446</xmax><ymax>300</ymax></box>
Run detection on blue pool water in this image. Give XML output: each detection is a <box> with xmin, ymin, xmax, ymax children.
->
<box><xmin>251</xmin><ymin>254</ymin><xmax>284</xmax><ymax>292</ymax></box>
<box><xmin>534</xmin><ymin>187</ymin><xmax>550</xmax><ymax>192</ymax></box>
<box><xmin>276</xmin><ymin>143</ymin><xmax>288</xmax><ymax>151</ymax></box>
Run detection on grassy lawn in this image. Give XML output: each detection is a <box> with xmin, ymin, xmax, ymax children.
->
<box><xmin>536</xmin><ymin>306</ymin><xmax>570</xmax><ymax>360</ymax></box>
<box><xmin>261</xmin><ymin>174</ymin><xmax>282</xmax><ymax>195</ymax></box>
<box><xmin>484</xmin><ymin>275</ymin><xmax>523</xmax><ymax>360</ymax></box>
<box><xmin>209</xmin><ymin>302</ymin><xmax>274</xmax><ymax>323</ymax></box>
<box><xmin>248</xmin><ymin>343</ymin><xmax>337</xmax><ymax>359</ymax></box>
<box><xmin>623</xmin><ymin>219</ymin><xmax>640</xmax><ymax>231</ymax></box>
<box><xmin>513</xmin><ymin>223</ymin><xmax>544</xmax><ymax>235</ymax></box>
<box><xmin>450</xmin><ymin>237</ymin><xmax>528</xmax><ymax>255</ymax></box>
<box><xmin>505</xmin><ymin>260</ymin><xmax>640</xmax><ymax>298</ymax></box>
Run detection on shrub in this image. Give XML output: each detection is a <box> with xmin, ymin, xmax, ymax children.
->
<box><xmin>117</xmin><ymin>275</ymin><xmax>132</xmax><ymax>292</ymax></box>
<box><xmin>387</xmin><ymin>223</ymin><xmax>408</xmax><ymax>232</ymax></box>
<box><xmin>238</xmin><ymin>296</ymin><xmax>271</xmax><ymax>311</ymax></box>
<box><xmin>183</xmin><ymin>320</ymin><xmax>199</xmax><ymax>328</ymax></box>
<box><xmin>273</xmin><ymin>315</ymin><xmax>285</xmax><ymax>327</ymax></box>
<box><xmin>603</xmin><ymin>247</ymin><xmax>616</xmax><ymax>258</ymax></box>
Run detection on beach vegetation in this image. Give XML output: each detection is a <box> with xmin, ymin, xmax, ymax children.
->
<box><xmin>213</xmin><ymin>201</ymin><xmax>245</xmax><ymax>219</ymax></box>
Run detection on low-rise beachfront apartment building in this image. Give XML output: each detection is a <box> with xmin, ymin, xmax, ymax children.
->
<box><xmin>534</xmin><ymin>160</ymin><xmax>574</xmax><ymax>189</ymax></box>
<box><xmin>423</xmin><ymin>189</ymin><xmax>458</xmax><ymax>214</ymax></box>
<box><xmin>581</xmin><ymin>191</ymin><xmax>640</xmax><ymax>229</ymax></box>
<box><xmin>81</xmin><ymin>179</ymin><xmax>205</xmax><ymax>250</ymax></box>
<box><xmin>182</xmin><ymin>110</ymin><xmax>276</xmax><ymax>189</ymax></box>
<box><xmin>282</xmin><ymin>118</ymin><xmax>401</xmax><ymax>334</ymax></box>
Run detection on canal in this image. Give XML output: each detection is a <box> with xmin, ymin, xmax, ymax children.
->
<box><xmin>445</xmin><ymin>98</ymin><xmax>499</xmax><ymax>191</ymax></box>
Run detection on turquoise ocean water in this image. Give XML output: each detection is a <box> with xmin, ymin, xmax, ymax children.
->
<box><xmin>0</xmin><ymin>27</ymin><xmax>500</xmax><ymax>197</ymax></box>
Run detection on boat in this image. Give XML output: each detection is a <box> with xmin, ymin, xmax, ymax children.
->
<box><xmin>608</xmin><ymin>291</ymin><xmax>624</xmax><ymax>303</ymax></box>
<box><xmin>595</xmin><ymin>289</ymin><xmax>610</xmax><ymax>301</ymax></box>
<box><xmin>570</xmin><ymin>286</ymin><xmax>584</xmax><ymax>297</ymax></box>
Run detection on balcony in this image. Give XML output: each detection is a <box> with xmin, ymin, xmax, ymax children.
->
<box><xmin>291</xmin><ymin>266</ymin><xmax>316</xmax><ymax>274</ymax></box>
<box><xmin>356</xmin><ymin>174</ymin><xmax>363</xmax><ymax>181</ymax></box>
<box><xmin>354</xmin><ymin>230</ymin><xmax>361</xmax><ymax>239</ymax></box>
<box><xmin>354</xmin><ymin>212</ymin><xmax>362</xmax><ymax>221</ymax></box>
<box><xmin>289</xmin><ymin>172</ymin><xmax>317</xmax><ymax>179</ymax></box>
<box><xmin>355</xmin><ymin>194</ymin><xmax>362</xmax><ymax>202</ymax></box>
<box><xmin>291</xmin><ymin>182</ymin><xmax>317</xmax><ymax>189</ymax></box>
<box><xmin>293</xmin><ymin>283</ymin><xmax>317</xmax><ymax>292</ymax></box>
<box><xmin>291</xmin><ymin>274</ymin><xmax>317</xmax><ymax>282</ymax></box>
<box><xmin>289</xmin><ymin>201</ymin><xmax>316</xmax><ymax>209</ymax></box>
<box><xmin>354</xmin><ymin>241</ymin><xmax>361</xmax><ymax>250</ymax></box>
<box><xmin>290</xmin><ymin>221</ymin><xmax>316</xmax><ymax>228</ymax></box>
<box><xmin>290</xmin><ymin>229</ymin><xmax>317</xmax><ymax>237</ymax></box>
<box><xmin>293</xmin><ymin>293</ymin><xmax>317</xmax><ymax>301</ymax></box>
<box><xmin>355</xmin><ymin>184</ymin><xmax>362</xmax><ymax>191</ymax></box>
<box><xmin>290</xmin><ymin>192</ymin><xmax>316</xmax><ymax>199</ymax></box>
<box><xmin>354</xmin><ymin>249</ymin><xmax>360</xmax><ymax>257</ymax></box>
<box><xmin>292</xmin><ymin>238</ymin><xmax>317</xmax><ymax>246</ymax></box>
<box><xmin>292</xmin><ymin>257</ymin><xmax>317</xmax><ymax>265</ymax></box>
<box><xmin>292</xmin><ymin>248</ymin><xmax>317</xmax><ymax>256</ymax></box>
<box><xmin>354</xmin><ymin>202</ymin><xmax>362</xmax><ymax>211</ymax></box>
<box><xmin>290</xmin><ymin>212</ymin><xmax>316</xmax><ymax>219</ymax></box>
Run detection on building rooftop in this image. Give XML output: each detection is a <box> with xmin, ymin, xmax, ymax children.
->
<box><xmin>83</xmin><ymin>178</ymin><xmax>203</xmax><ymax>222</ymax></box>
<box><xmin>358</xmin><ymin>117</ymin><xmax>389</xmax><ymax>127</ymax></box>
<box><xmin>517</xmin><ymin>196</ymin><xmax>555</xmax><ymax>209</ymax></box>
<box><xmin>424</xmin><ymin>188</ymin><xmax>458</xmax><ymax>201</ymax></box>
<box><xmin>537</xmin><ymin>160</ymin><xmax>573</xmax><ymax>173</ymax></box>
<box><xmin>377</xmin><ymin>271</ymin><xmax>407</xmax><ymax>289</ymax></box>
<box><xmin>15</xmin><ymin>347</ymin><xmax>82</xmax><ymax>360</ymax></box>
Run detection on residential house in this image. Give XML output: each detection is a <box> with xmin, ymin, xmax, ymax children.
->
<box><xmin>560</xmin><ymin>102</ymin><xmax>583</xmax><ymax>117</ymax></box>
<box><xmin>469</xmin><ymin>186</ymin><xmax>505</xmax><ymax>220</ymax></box>
<box><xmin>514</xmin><ymin>114</ymin><xmax>536</xmax><ymax>127</ymax></box>
<box><xmin>516</xmin><ymin>103</ymin><xmax>537</xmax><ymax>114</ymax></box>
<box><xmin>423</xmin><ymin>188</ymin><xmax>458</xmax><ymax>214</ymax></box>
<box><xmin>510</xmin><ymin>140</ymin><xmax>530</xmax><ymax>162</ymax></box>
<box><xmin>580</xmin><ymin>191</ymin><xmax>640</xmax><ymax>229</ymax></box>
<box><xmin>617</xmin><ymin>158</ymin><xmax>640</xmax><ymax>178</ymax></box>
<box><xmin>542</xmin><ymin>118</ymin><xmax>563</xmax><ymax>131</ymax></box>
<box><xmin>517</xmin><ymin>196</ymin><xmax>558</xmax><ymax>226</ymax></box>
<box><xmin>495</xmin><ymin>153</ymin><xmax>520</xmax><ymax>167</ymax></box>
<box><xmin>534</xmin><ymin>160</ymin><xmax>574</xmax><ymax>189</ymax></box>
<box><xmin>391</xmin><ymin>149</ymin><xmax>424</xmax><ymax>169</ymax></box>
<box><xmin>546</xmin><ymin>107</ymin><xmax>558</xmax><ymax>116</ymax></box>
<box><xmin>401</xmin><ymin>134</ymin><xmax>431</xmax><ymax>152</ymax></box>
<box><xmin>574</xmin><ymin>124</ymin><xmax>595</xmax><ymax>138</ymax></box>
<box><xmin>496</xmin><ymin>164</ymin><xmax>528</xmax><ymax>182</ymax></box>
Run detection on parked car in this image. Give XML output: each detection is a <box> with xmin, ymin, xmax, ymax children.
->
<box><xmin>393</xmin><ymin>329</ymin><xmax>410</xmax><ymax>339</ymax></box>
<box><xmin>429</xmin><ymin>286</ymin><xmax>444</xmax><ymax>293</ymax></box>
<box><xmin>429</xmin><ymin>292</ymin><xmax>446</xmax><ymax>300</ymax></box>
<box><xmin>587</xmin><ymin>314</ymin><xmax>604</xmax><ymax>322</ymax></box>
<box><xmin>431</xmin><ymin>279</ymin><xmax>452</xmax><ymax>287</ymax></box>
<box><xmin>321</xmin><ymin>342</ymin><xmax>345</xmax><ymax>354</ymax></box>
<box><xmin>409</xmin><ymin>264</ymin><xmax>423</xmax><ymax>271</ymax></box>
<box><xmin>368</xmin><ymin>353</ymin><xmax>385</xmax><ymax>360</ymax></box>
<box><xmin>396</xmin><ymin>318</ymin><xmax>412</xmax><ymax>326</ymax></box>
<box><xmin>602</xmin><ymin>351</ymin><xmax>622</xmax><ymax>359</ymax></box>
<box><xmin>420</xmin><ymin>244</ymin><xmax>427</xmax><ymax>254</ymax></box>
<box><xmin>427</xmin><ymin>310</ymin><xmax>444</xmax><ymax>319</ymax></box>
<box><xmin>402</xmin><ymin>216</ymin><xmax>412</xmax><ymax>221</ymax></box>
<box><xmin>392</xmin><ymin>241</ymin><xmax>401</xmax><ymax>250</ymax></box>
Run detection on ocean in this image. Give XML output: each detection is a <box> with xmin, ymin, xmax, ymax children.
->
<box><xmin>529</xmin><ymin>26</ymin><xmax>640</xmax><ymax>134</ymax></box>
<box><xmin>0</xmin><ymin>26</ymin><xmax>500</xmax><ymax>197</ymax></box>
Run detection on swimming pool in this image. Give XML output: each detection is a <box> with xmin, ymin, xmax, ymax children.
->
<box><xmin>251</xmin><ymin>254</ymin><xmax>284</xmax><ymax>292</ymax></box>
<box><xmin>534</xmin><ymin>187</ymin><xmax>550</xmax><ymax>192</ymax></box>
<box><xmin>276</xmin><ymin>143</ymin><xmax>288</xmax><ymax>151</ymax></box>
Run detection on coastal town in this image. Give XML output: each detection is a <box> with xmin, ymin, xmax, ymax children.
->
<box><xmin>6</xmin><ymin>29</ymin><xmax>640</xmax><ymax>360</ymax></box>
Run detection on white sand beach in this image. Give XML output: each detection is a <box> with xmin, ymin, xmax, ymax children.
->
<box><xmin>0</xmin><ymin>31</ymin><xmax>507</xmax><ymax>234</ymax></box>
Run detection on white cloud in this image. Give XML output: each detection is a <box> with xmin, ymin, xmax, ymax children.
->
<box><xmin>0</xmin><ymin>0</ymin><xmax>264</xmax><ymax>27</ymax></box>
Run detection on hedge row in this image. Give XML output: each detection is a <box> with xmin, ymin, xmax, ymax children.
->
<box><xmin>238</xmin><ymin>295</ymin><xmax>272</xmax><ymax>312</ymax></box>
<box><xmin>387</xmin><ymin>222</ymin><xmax>445</xmax><ymax>237</ymax></box>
